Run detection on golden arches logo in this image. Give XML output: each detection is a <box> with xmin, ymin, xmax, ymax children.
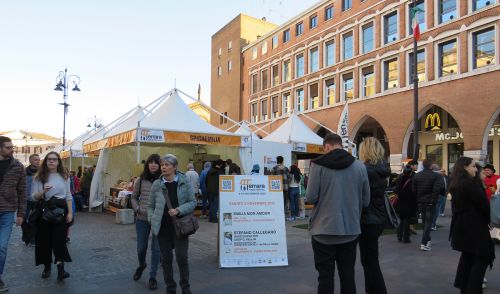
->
<box><xmin>424</xmin><ymin>113</ymin><xmax>441</xmax><ymax>129</ymax></box>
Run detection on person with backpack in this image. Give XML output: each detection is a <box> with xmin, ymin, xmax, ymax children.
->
<box><xmin>395</xmin><ymin>165</ymin><xmax>417</xmax><ymax>243</ymax></box>
<box><xmin>271</xmin><ymin>156</ymin><xmax>289</xmax><ymax>215</ymax></box>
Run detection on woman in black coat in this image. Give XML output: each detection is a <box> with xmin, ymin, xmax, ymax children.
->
<box><xmin>358</xmin><ymin>137</ymin><xmax>390</xmax><ymax>294</ymax></box>
<box><xmin>395</xmin><ymin>165</ymin><xmax>417</xmax><ymax>243</ymax></box>
<box><xmin>449</xmin><ymin>157</ymin><xmax>494</xmax><ymax>293</ymax></box>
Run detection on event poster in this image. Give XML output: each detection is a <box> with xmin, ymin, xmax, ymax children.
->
<box><xmin>219</xmin><ymin>175</ymin><xmax>288</xmax><ymax>268</ymax></box>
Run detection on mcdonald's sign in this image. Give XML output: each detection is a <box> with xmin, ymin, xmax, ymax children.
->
<box><xmin>424</xmin><ymin>113</ymin><xmax>441</xmax><ymax>130</ymax></box>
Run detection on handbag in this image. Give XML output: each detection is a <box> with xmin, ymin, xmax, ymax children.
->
<box><xmin>163</xmin><ymin>188</ymin><xmax>199</xmax><ymax>238</ymax></box>
<box><xmin>384</xmin><ymin>192</ymin><xmax>400</xmax><ymax>229</ymax></box>
<box><xmin>42</xmin><ymin>199</ymin><xmax>66</xmax><ymax>224</ymax></box>
<box><xmin>491</xmin><ymin>193</ymin><xmax>500</xmax><ymax>227</ymax></box>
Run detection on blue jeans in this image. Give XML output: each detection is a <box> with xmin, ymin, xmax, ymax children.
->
<box><xmin>136</xmin><ymin>219</ymin><xmax>160</xmax><ymax>278</ymax></box>
<box><xmin>288</xmin><ymin>187</ymin><xmax>299</xmax><ymax>217</ymax></box>
<box><xmin>432</xmin><ymin>195</ymin><xmax>447</xmax><ymax>228</ymax></box>
<box><xmin>0</xmin><ymin>212</ymin><xmax>15</xmax><ymax>276</ymax></box>
<box><xmin>419</xmin><ymin>204</ymin><xmax>435</xmax><ymax>245</ymax></box>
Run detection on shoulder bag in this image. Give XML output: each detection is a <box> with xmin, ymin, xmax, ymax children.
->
<box><xmin>384</xmin><ymin>192</ymin><xmax>400</xmax><ymax>229</ymax></box>
<box><xmin>163</xmin><ymin>188</ymin><xmax>199</xmax><ymax>238</ymax></box>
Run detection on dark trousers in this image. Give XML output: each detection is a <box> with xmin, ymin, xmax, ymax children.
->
<box><xmin>208</xmin><ymin>192</ymin><xmax>219</xmax><ymax>221</ymax></box>
<box><xmin>312</xmin><ymin>237</ymin><xmax>358</xmax><ymax>294</ymax></box>
<box><xmin>201</xmin><ymin>192</ymin><xmax>209</xmax><ymax>216</ymax></box>
<box><xmin>157</xmin><ymin>227</ymin><xmax>190</xmax><ymax>292</ymax></box>
<box><xmin>359</xmin><ymin>224</ymin><xmax>387</xmax><ymax>294</ymax></box>
<box><xmin>35</xmin><ymin>220</ymin><xmax>72</xmax><ymax>266</ymax></box>
<box><xmin>454</xmin><ymin>252</ymin><xmax>489</xmax><ymax>294</ymax></box>
<box><xmin>419</xmin><ymin>204</ymin><xmax>435</xmax><ymax>245</ymax></box>
<box><xmin>397</xmin><ymin>218</ymin><xmax>411</xmax><ymax>242</ymax></box>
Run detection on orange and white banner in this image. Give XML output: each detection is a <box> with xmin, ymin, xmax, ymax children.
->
<box><xmin>164</xmin><ymin>131</ymin><xmax>241</xmax><ymax>146</ymax></box>
<box><xmin>83</xmin><ymin>139</ymin><xmax>108</xmax><ymax>154</ymax></box>
<box><xmin>106</xmin><ymin>130</ymin><xmax>136</xmax><ymax>148</ymax></box>
<box><xmin>306</xmin><ymin>144</ymin><xmax>324</xmax><ymax>154</ymax></box>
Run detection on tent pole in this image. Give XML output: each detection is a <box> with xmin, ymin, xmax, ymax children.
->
<box><xmin>69</xmin><ymin>149</ymin><xmax>72</xmax><ymax>172</ymax></box>
<box><xmin>137</xmin><ymin>141</ymin><xmax>141</xmax><ymax>164</ymax></box>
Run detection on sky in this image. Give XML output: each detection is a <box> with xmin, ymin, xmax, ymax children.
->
<box><xmin>0</xmin><ymin>0</ymin><xmax>319</xmax><ymax>140</ymax></box>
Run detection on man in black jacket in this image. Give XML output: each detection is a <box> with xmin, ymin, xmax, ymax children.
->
<box><xmin>205</xmin><ymin>159</ymin><xmax>224</xmax><ymax>223</ymax></box>
<box><xmin>412</xmin><ymin>158</ymin><xmax>443</xmax><ymax>251</ymax></box>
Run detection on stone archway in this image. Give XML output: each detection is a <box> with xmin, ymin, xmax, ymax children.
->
<box><xmin>350</xmin><ymin>115</ymin><xmax>390</xmax><ymax>159</ymax></box>
<box><xmin>482</xmin><ymin>107</ymin><xmax>500</xmax><ymax>166</ymax></box>
<box><xmin>402</xmin><ymin>104</ymin><xmax>464</xmax><ymax>171</ymax></box>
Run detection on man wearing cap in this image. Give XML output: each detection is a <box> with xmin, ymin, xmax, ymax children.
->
<box><xmin>483</xmin><ymin>163</ymin><xmax>500</xmax><ymax>202</ymax></box>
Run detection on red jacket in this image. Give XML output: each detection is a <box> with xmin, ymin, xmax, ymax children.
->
<box><xmin>484</xmin><ymin>174</ymin><xmax>500</xmax><ymax>202</ymax></box>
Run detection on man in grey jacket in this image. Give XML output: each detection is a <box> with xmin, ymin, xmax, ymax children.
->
<box><xmin>306</xmin><ymin>133</ymin><xmax>370</xmax><ymax>294</ymax></box>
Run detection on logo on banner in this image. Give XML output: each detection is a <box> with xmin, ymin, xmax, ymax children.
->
<box><xmin>220</xmin><ymin>176</ymin><xmax>234</xmax><ymax>192</ymax></box>
<box><xmin>239</xmin><ymin>179</ymin><xmax>265</xmax><ymax>192</ymax></box>
<box><xmin>139</xmin><ymin>129</ymin><xmax>165</xmax><ymax>143</ymax></box>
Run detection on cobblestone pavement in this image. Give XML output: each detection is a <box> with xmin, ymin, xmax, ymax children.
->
<box><xmin>3</xmin><ymin>205</ymin><xmax>500</xmax><ymax>293</ymax></box>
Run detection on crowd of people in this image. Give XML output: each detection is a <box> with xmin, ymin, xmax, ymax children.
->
<box><xmin>1</xmin><ymin>133</ymin><xmax>500</xmax><ymax>293</ymax></box>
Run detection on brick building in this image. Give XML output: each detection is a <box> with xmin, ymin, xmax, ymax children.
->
<box><xmin>211</xmin><ymin>0</ymin><xmax>500</xmax><ymax>171</ymax></box>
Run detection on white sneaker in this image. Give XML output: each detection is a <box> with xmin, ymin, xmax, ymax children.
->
<box><xmin>420</xmin><ymin>244</ymin><xmax>431</xmax><ymax>251</ymax></box>
<box><xmin>439</xmin><ymin>213</ymin><xmax>445</xmax><ymax>217</ymax></box>
<box><xmin>431</xmin><ymin>226</ymin><xmax>437</xmax><ymax>231</ymax></box>
<box><xmin>483</xmin><ymin>277</ymin><xmax>487</xmax><ymax>283</ymax></box>
<box><xmin>482</xmin><ymin>283</ymin><xmax>486</xmax><ymax>289</ymax></box>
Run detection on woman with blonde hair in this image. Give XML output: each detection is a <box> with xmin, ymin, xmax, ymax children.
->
<box><xmin>358</xmin><ymin>137</ymin><xmax>390</xmax><ymax>294</ymax></box>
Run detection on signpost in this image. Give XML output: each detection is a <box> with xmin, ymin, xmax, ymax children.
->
<box><xmin>218</xmin><ymin>175</ymin><xmax>288</xmax><ymax>268</ymax></box>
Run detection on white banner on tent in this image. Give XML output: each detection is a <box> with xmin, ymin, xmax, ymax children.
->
<box><xmin>292</xmin><ymin>142</ymin><xmax>307</xmax><ymax>152</ymax></box>
<box><xmin>337</xmin><ymin>103</ymin><xmax>350</xmax><ymax>150</ymax></box>
<box><xmin>219</xmin><ymin>175</ymin><xmax>288</xmax><ymax>268</ymax></box>
<box><xmin>240</xmin><ymin>136</ymin><xmax>251</xmax><ymax>148</ymax></box>
<box><xmin>138</xmin><ymin>129</ymin><xmax>165</xmax><ymax>143</ymax></box>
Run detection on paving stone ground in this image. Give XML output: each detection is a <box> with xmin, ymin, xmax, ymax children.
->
<box><xmin>3</xmin><ymin>202</ymin><xmax>500</xmax><ymax>293</ymax></box>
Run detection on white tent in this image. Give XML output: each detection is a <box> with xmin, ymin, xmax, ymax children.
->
<box><xmin>84</xmin><ymin>89</ymin><xmax>249</xmax><ymax>208</ymax></box>
<box><xmin>234</xmin><ymin>122</ymin><xmax>292</xmax><ymax>175</ymax></box>
<box><xmin>263</xmin><ymin>112</ymin><xmax>324</xmax><ymax>154</ymax></box>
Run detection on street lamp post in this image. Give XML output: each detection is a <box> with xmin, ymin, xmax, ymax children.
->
<box><xmin>87</xmin><ymin>115</ymin><xmax>102</xmax><ymax>130</ymax></box>
<box><xmin>54</xmin><ymin>68</ymin><xmax>81</xmax><ymax>148</ymax></box>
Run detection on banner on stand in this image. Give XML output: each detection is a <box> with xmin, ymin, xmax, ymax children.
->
<box><xmin>219</xmin><ymin>175</ymin><xmax>288</xmax><ymax>268</ymax></box>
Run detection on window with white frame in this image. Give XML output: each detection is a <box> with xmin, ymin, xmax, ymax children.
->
<box><xmin>325</xmin><ymin>39</ymin><xmax>335</xmax><ymax>66</ymax></box>
<box><xmin>438</xmin><ymin>39</ymin><xmax>457</xmax><ymax>77</ymax></box>
<box><xmin>296</xmin><ymin>53</ymin><xmax>305</xmax><ymax>78</ymax></box>
<box><xmin>296</xmin><ymin>22</ymin><xmax>304</xmax><ymax>36</ymax></box>
<box><xmin>272</xmin><ymin>35</ymin><xmax>278</xmax><ymax>49</ymax></box>
<box><xmin>218</xmin><ymin>48</ymin><xmax>222</xmax><ymax>57</ymax></box>
<box><xmin>228</xmin><ymin>41</ymin><xmax>232</xmax><ymax>51</ymax></box>
<box><xmin>271</xmin><ymin>64</ymin><xmax>279</xmax><ymax>87</ymax></box>
<box><xmin>251</xmin><ymin>103</ymin><xmax>258</xmax><ymax>123</ymax></box>
<box><xmin>343</xmin><ymin>32</ymin><xmax>353</xmax><ymax>60</ymax></box>
<box><xmin>362</xmin><ymin>67</ymin><xmax>375</xmax><ymax>98</ymax></box>
<box><xmin>262</xmin><ymin>42</ymin><xmax>268</xmax><ymax>55</ymax></box>
<box><xmin>261</xmin><ymin>99</ymin><xmax>268</xmax><ymax>121</ymax></box>
<box><xmin>473</xmin><ymin>0</ymin><xmax>496</xmax><ymax>11</ymax></box>
<box><xmin>261</xmin><ymin>69</ymin><xmax>269</xmax><ymax>91</ymax></box>
<box><xmin>384</xmin><ymin>12</ymin><xmax>398</xmax><ymax>44</ymax></box>
<box><xmin>251</xmin><ymin>73</ymin><xmax>258</xmax><ymax>94</ymax></box>
<box><xmin>310</xmin><ymin>47</ymin><xmax>319</xmax><ymax>72</ymax></box>
<box><xmin>343</xmin><ymin>0</ymin><xmax>352</xmax><ymax>11</ymax></box>
<box><xmin>295</xmin><ymin>88</ymin><xmax>304</xmax><ymax>112</ymax></box>
<box><xmin>409</xmin><ymin>49</ymin><xmax>426</xmax><ymax>83</ymax></box>
<box><xmin>271</xmin><ymin>96</ymin><xmax>279</xmax><ymax>118</ymax></box>
<box><xmin>252</xmin><ymin>47</ymin><xmax>258</xmax><ymax>60</ymax></box>
<box><xmin>283</xmin><ymin>60</ymin><xmax>291</xmax><ymax>82</ymax></box>
<box><xmin>342</xmin><ymin>73</ymin><xmax>354</xmax><ymax>101</ymax></box>
<box><xmin>227</xmin><ymin>60</ymin><xmax>232</xmax><ymax>72</ymax></box>
<box><xmin>384</xmin><ymin>58</ymin><xmax>399</xmax><ymax>90</ymax></box>
<box><xmin>438</xmin><ymin>0</ymin><xmax>456</xmax><ymax>24</ymax></box>
<box><xmin>310</xmin><ymin>15</ymin><xmax>318</xmax><ymax>29</ymax></box>
<box><xmin>325</xmin><ymin>5</ymin><xmax>333</xmax><ymax>20</ymax></box>
<box><xmin>408</xmin><ymin>0</ymin><xmax>426</xmax><ymax>36</ymax></box>
<box><xmin>309</xmin><ymin>83</ymin><xmax>319</xmax><ymax>109</ymax></box>
<box><xmin>472</xmin><ymin>27</ymin><xmax>495</xmax><ymax>69</ymax></box>
<box><xmin>218</xmin><ymin>66</ymin><xmax>222</xmax><ymax>77</ymax></box>
<box><xmin>324</xmin><ymin>78</ymin><xmax>335</xmax><ymax>105</ymax></box>
<box><xmin>283</xmin><ymin>29</ymin><xmax>291</xmax><ymax>43</ymax></box>
<box><xmin>282</xmin><ymin>93</ymin><xmax>291</xmax><ymax>114</ymax></box>
<box><xmin>362</xmin><ymin>23</ymin><xmax>374</xmax><ymax>54</ymax></box>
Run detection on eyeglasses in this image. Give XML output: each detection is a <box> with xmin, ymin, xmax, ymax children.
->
<box><xmin>2</xmin><ymin>146</ymin><xmax>14</xmax><ymax>150</ymax></box>
<box><xmin>46</xmin><ymin>158</ymin><xmax>59</xmax><ymax>162</ymax></box>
